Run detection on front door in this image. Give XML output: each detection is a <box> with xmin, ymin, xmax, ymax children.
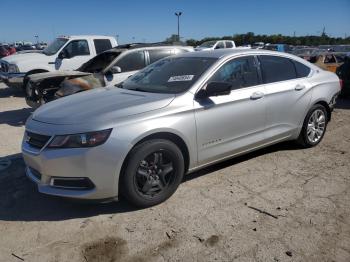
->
<box><xmin>194</xmin><ymin>56</ymin><xmax>266</xmax><ymax>165</ymax></box>
<box><xmin>55</xmin><ymin>40</ymin><xmax>92</xmax><ymax>71</ymax></box>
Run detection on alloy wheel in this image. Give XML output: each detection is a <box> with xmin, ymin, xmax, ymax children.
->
<box><xmin>134</xmin><ymin>150</ymin><xmax>175</xmax><ymax>198</ymax></box>
<box><xmin>307</xmin><ymin>109</ymin><xmax>326</xmax><ymax>143</ymax></box>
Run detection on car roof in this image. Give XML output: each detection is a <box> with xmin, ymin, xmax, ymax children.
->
<box><xmin>176</xmin><ymin>48</ymin><xmax>292</xmax><ymax>59</ymax></box>
<box><xmin>175</xmin><ymin>49</ymin><xmax>321</xmax><ymax>69</ymax></box>
<box><xmin>58</xmin><ymin>35</ymin><xmax>116</xmax><ymax>40</ymax></box>
<box><xmin>105</xmin><ymin>44</ymin><xmax>192</xmax><ymax>54</ymax></box>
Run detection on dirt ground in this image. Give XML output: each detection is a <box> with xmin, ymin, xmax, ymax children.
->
<box><xmin>0</xmin><ymin>82</ymin><xmax>349</xmax><ymax>262</ymax></box>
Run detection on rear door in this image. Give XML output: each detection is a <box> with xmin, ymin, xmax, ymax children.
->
<box><xmin>194</xmin><ymin>55</ymin><xmax>267</xmax><ymax>165</ymax></box>
<box><xmin>93</xmin><ymin>39</ymin><xmax>112</xmax><ymax>54</ymax></box>
<box><xmin>258</xmin><ymin>55</ymin><xmax>312</xmax><ymax>140</ymax></box>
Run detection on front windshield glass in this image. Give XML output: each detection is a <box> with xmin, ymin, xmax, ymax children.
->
<box><xmin>43</xmin><ymin>38</ymin><xmax>68</xmax><ymax>55</ymax></box>
<box><xmin>199</xmin><ymin>41</ymin><xmax>216</xmax><ymax>48</ymax></box>
<box><xmin>118</xmin><ymin>57</ymin><xmax>217</xmax><ymax>94</ymax></box>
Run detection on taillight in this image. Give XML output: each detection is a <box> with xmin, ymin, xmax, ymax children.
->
<box><xmin>339</xmin><ymin>79</ymin><xmax>344</xmax><ymax>89</ymax></box>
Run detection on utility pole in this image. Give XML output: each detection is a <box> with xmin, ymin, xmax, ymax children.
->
<box><xmin>116</xmin><ymin>34</ymin><xmax>119</xmax><ymax>43</ymax></box>
<box><xmin>175</xmin><ymin>12</ymin><xmax>182</xmax><ymax>42</ymax></box>
<box><xmin>34</xmin><ymin>35</ymin><xmax>39</xmax><ymax>44</ymax></box>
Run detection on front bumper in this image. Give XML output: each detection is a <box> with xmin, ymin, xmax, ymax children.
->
<box><xmin>22</xmin><ymin>128</ymin><xmax>131</xmax><ymax>200</ymax></box>
<box><xmin>0</xmin><ymin>72</ymin><xmax>26</xmax><ymax>88</ymax></box>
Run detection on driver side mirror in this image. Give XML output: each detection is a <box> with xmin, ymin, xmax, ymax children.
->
<box><xmin>109</xmin><ymin>66</ymin><xmax>122</xmax><ymax>74</ymax></box>
<box><xmin>195</xmin><ymin>82</ymin><xmax>231</xmax><ymax>99</ymax></box>
<box><xmin>58</xmin><ymin>50</ymin><xmax>70</xmax><ymax>59</ymax></box>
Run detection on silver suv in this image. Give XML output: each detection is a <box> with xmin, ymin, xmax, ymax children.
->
<box><xmin>22</xmin><ymin>49</ymin><xmax>341</xmax><ymax>207</ymax></box>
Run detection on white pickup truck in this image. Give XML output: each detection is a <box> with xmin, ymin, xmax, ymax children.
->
<box><xmin>0</xmin><ymin>35</ymin><xmax>117</xmax><ymax>88</ymax></box>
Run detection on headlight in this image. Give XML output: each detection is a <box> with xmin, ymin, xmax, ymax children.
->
<box><xmin>48</xmin><ymin>129</ymin><xmax>112</xmax><ymax>148</ymax></box>
<box><xmin>8</xmin><ymin>64</ymin><xmax>19</xmax><ymax>73</ymax></box>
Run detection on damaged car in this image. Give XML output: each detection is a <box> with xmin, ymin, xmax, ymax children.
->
<box><xmin>25</xmin><ymin>44</ymin><xmax>192</xmax><ymax>107</ymax></box>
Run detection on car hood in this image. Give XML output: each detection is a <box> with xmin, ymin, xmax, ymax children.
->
<box><xmin>2</xmin><ymin>52</ymin><xmax>48</xmax><ymax>64</ymax></box>
<box><xmin>32</xmin><ymin>86</ymin><xmax>175</xmax><ymax>125</ymax></box>
<box><xmin>29</xmin><ymin>70</ymin><xmax>91</xmax><ymax>83</ymax></box>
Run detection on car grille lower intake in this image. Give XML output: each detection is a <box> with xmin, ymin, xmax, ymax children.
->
<box><xmin>50</xmin><ymin>177</ymin><xmax>95</xmax><ymax>190</ymax></box>
<box><xmin>26</xmin><ymin>131</ymin><xmax>51</xmax><ymax>149</ymax></box>
<box><xmin>0</xmin><ymin>62</ymin><xmax>9</xmax><ymax>72</ymax></box>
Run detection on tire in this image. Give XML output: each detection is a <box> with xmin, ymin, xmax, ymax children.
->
<box><xmin>297</xmin><ymin>104</ymin><xmax>328</xmax><ymax>148</ymax></box>
<box><xmin>121</xmin><ymin>139</ymin><xmax>185</xmax><ymax>208</ymax></box>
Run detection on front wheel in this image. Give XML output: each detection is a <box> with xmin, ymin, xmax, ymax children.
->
<box><xmin>297</xmin><ymin>104</ymin><xmax>328</xmax><ymax>148</ymax></box>
<box><xmin>121</xmin><ymin>139</ymin><xmax>185</xmax><ymax>207</ymax></box>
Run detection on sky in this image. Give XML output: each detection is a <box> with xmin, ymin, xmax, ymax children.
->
<box><xmin>1</xmin><ymin>0</ymin><xmax>350</xmax><ymax>44</ymax></box>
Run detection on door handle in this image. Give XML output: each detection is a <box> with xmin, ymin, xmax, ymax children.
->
<box><xmin>250</xmin><ymin>91</ymin><xmax>264</xmax><ymax>100</ymax></box>
<box><xmin>295</xmin><ymin>84</ymin><xmax>305</xmax><ymax>91</ymax></box>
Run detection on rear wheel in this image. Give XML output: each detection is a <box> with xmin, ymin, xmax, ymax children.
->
<box><xmin>121</xmin><ymin>139</ymin><xmax>184</xmax><ymax>207</ymax></box>
<box><xmin>297</xmin><ymin>104</ymin><xmax>328</xmax><ymax>147</ymax></box>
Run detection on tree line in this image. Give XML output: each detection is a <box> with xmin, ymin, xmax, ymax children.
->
<box><xmin>165</xmin><ymin>32</ymin><xmax>350</xmax><ymax>47</ymax></box>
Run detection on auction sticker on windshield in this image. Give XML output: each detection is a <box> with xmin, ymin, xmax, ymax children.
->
<box><xmin>168</xmin><ymin>75</ymin><xmax>194</xmax><ymax>82</ymax></box>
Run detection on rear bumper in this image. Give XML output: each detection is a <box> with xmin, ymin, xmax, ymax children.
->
<box><xmin>0</xmin><ymin>72</ymin><xmax>26</xmax><ymax>88</ymax></box>
<box><xmin>329</xmin><ymin>91</ymin><xmax>340</xmax><ymax>111</ymax></box>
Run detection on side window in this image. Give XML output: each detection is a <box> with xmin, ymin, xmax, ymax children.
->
<box><xmin>215</xmin><ymin>42</ymin><xmax>225</xmax><ymax>49</ymax></box>
<box><xmin>225</xmin><ymin>41</ymin><xmax>233</xmax><ymax>48</ymax></box>
<box><xmin>292</xmin><ymin>60</ymin><xmax>311</xmax><ymax>78</ymax></box>
<box><xmin>115</xmin><ymin>51</ymin><xmax>146</xmax><ymax>72</ymax></box>
<box><xmin>63</xmin><ymin>40</ymin><xmax>90</xmax><ymax>57</ymax></box>
<box><xmin>173</xmin><ymin>48</ymin><xmax>188</xmax><ymax>55</ymax></box>
<box><xmin>324</xmin><ymin>54</ymin><xmax>336</xmax><ymax>64</ymax></box>
<box><xmin>334</xmin><ymin>55</ymin><xmax>344</xmax><ymax>63</ymax></box>
<box><xmin>148</xmin><ymin>49</ymin><xmax>173</xmax><ymax>64</ymax></box>
<box><xmin>94</xmin><ymin>39</ymin><xmax>112</xmax><ymax>54</ymax></box>
<box><xmin>259</xmin><ymin>55</ymin><xmax>297</xmax><ymax>83</ymax></box>
<box><xmin>209</xmin><ymin>56</ymin><xmax>259</xmax><ymax>90</ymax></box>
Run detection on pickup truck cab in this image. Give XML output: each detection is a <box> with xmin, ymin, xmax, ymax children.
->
<box><xmin>194</xmin><ymin>40</ymin><xmax>236</xmax><ymax>51</ymax></box>
<box><xmin>0</xmin><ymin>35</ymin><xmax>117</xmax><ymax>88</ymax></box>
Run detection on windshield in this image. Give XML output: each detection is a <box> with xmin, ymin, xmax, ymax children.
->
<box><xmin>43</xmin><ymin>38</ymin><xmax>68</xmax><ymax>55</ymax></box>
<box><xmin>199</xmin><ymin>41</ymin><xmax>216</xmax><ymax>48</ymax></box>
<box><xmin>118</xmin><ymin>57</ymin><xmax>217</xmax><ymax>94</ymax></box>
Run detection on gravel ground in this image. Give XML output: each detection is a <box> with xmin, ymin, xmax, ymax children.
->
<box><xmin>0</xmin><ymin>82</ymin><xmax>349</xmax><ymax>262</ymax></box>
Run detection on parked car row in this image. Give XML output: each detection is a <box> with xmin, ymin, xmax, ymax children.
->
<box><xmin>0</xmin><ymin>44</ymin><xmax>16</xmax><ymax>58</ymax></box>
<box><xmin>25</xmin><ymin>44</ymin><xmax>192</xmax><ymax>107</ymax></box>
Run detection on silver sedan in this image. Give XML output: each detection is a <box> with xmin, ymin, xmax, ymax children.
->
<box><xmin>22</xmin><ymin>49</ymin><xmax>341</xmax><ymax>207</ymax></box>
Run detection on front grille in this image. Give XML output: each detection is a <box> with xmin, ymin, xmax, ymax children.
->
<box><xmin>26</xmin><ymin>131</ymin><xmax>51</xmax><ymax>149</ymax></box>
<box><xmin>0</xmin><ymin>61</ymin><xmax>8</xmax><ymax>72</ymax></box>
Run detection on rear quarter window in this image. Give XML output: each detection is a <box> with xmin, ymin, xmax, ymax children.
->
<box><xmin>292</xmin><ymin>60</ymin><xmax>311</xmax><ymax>78</ymax></box>
<box><xmin>94</xmin><ymin>39</ymin><xmax>112</xmax><ymax>54</ymax></box>
<box><xmin>259</xmin><ymin>55</ymin><xmax>297</xmax><ymax>83</ymax></box>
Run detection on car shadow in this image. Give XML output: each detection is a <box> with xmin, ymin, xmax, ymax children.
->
<box><xmin>0</xmin><ymin>84</ymin><xmax>25</xmax><ymax>98</ymax></box>
<box><xmin>0</xmin><ymin>108</ymin><xmax>33</xmax><ymax>126</ymax></box>
<box><xmin>335</xmin><ymin>97</ymin><xmax>350</xmax><ymax>110</ymax></box>
<box><xmin>183</xmin><ymin>141</ymin><xmax>300</xmax><ymax>183</ymax></box>
<box><xmin>0</xmin><ymin>142</ymin><xmax>301</xmax><ymax>222</ymax></box>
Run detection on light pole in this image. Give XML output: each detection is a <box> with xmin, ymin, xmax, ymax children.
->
<box><xmin>175</xmin><ymin>12</ymin><xmax>182</xmax><ymax>42</ymax></box>
<box><xmin>116</xmin><ymin>34</ymin><xmax>119</xmax><ymax>43</ymax></box>
<box><xmin>34</xmin><ymin>35</ymin><xmax>39</xmax><ymax>44</ymax></box>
